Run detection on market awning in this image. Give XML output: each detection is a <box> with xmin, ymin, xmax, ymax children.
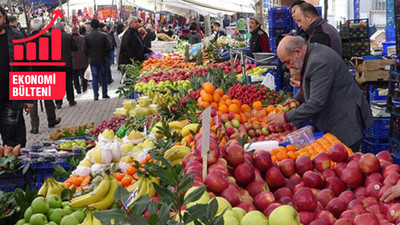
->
<box><xmin>161</xmin><ymin>0</ymin><xmax>235</xmax><ymax>16</ymax></box>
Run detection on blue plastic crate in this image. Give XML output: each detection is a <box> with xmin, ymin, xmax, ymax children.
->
<box><xmin>382</xmin><ymin>41</ymin><xmax>396</xmax><ymax>57</ymax></box>
<box><xmin>0</xmin><ymin>170</ymin><xmax>32</xmax><ymax>192</ymax></box>
<box><xmin>130</xmin><ymin>91</ymin><xmax>146</xmax><ymax>100</ymax></box>
<box><xmin>365</xmin><ymin>118</ymin><xmax>390</xmax><ymax>139</ymax></box>
<box><xmin>386</xmin><ymin>28</ymin><xmax>396</xmax><ymax>41</ymax></box>
<box><xmin>361</xmin><ymin>138</ymin><xmax>390</xmax><ymax>154</ymax></box>
<box><xmin>369</xmin><ymin>86</ymin><xmax>387</xmax><ymax>101</ymax></box>
<box><xmin>390</xmin><ymin>137</ymin><xmax>400</xmax><ymax>154</ymax></box>
<box><xmin>268</xmin><ymin>7</ymin><xmax>291</xmax><ymax>19</ymax></box>
<box><xmin>28</xmin><ymin>162</ymin><xmax>70</xmax><ymax>189</ymax></box>
<box><xmin>316</xmin><ymin>6</ymin><xmax>322</xmax><ymax>16</ymax></box>
<box><xmin>390</xmin><ymin>114</ymin><xmax>400</xmax><ymax>139</ymax></box>
<box><xmin>392</xmin><ymin>152</ymin><xmax>400</xmax><ymax>165</ymax></box>
<box><xmin>269</xmin><ymin>27</ymin><xmax>291</xmax><ymax>38</ymax></box>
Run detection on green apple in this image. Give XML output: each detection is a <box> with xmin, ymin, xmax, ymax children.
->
<box><xmin>60</xmin><ymin>215</ymin><xmax>79</xmax><ymax>225</ymax></box>
<box><xmin>63</xmin><ymin>206</ymin><xmax>74</xmax><ymax>215</ymax></box>
<box><xmin>49</xmin><ymin>208</ymin><xmax>65</xmax><ymax>224</ymax></box>
<box><xmin>24</xmin><ymin>207</ymin><xmax>33</xmax><ymax>221</ymax></box>
<box><xmin>47</xmin><ymin>208</ymin><xmax>54</xmax><ymax>218</ymax></box>
<box><xmin>268</xmin><ymin>205</ymin><xmax>300</xmax><ymax>225</ymax></box>
<box><xmin>32</xmin><ymin>197</ymin><xmax>49</xmax><ymax>214</ymax></box>
<box><xmin>48</xmin><ymin>222</ymin><xmax>58</xmax><ymax>225</ymax></box>
<box><xmin>62</xmin><ymin>202</ymin><xmax>69</xmax><ymax>208</ymax></box>
<box><xmin>213</xmin><ymin>197</ymin><xmax>232</xmax><ymax>215</ymax></box>
<box><xmin>71</xmin><ymin>210</ymin><xmax>85</xmax><ymax>223</ymax></box>
<box><xmin>46</xmin><ymin>194</ymin><xmax>62</xmax><ymax>208</ymax></box>
<box><xmin>241</xmin><ymin>211</ymin><xmax>268</xmax><ymax>225</ymax></box>
<box><xmin>232</xmin><ymin>207</ymin><xmax>246</xmax><ymax>221</ymax></box>
<box><xmin>185</xmin><ymin>187</ymin><xmax>210</xmax><ymax>207</ymax></box>
<box><xmin>223</xmin><ymin>215</ymin><xmax>240</xmax><ymax>225</ymax></box>
<box><xmin>15</xmin><ymin>218</ymin><xmax>25</xmax><ymax>225</ymax></box>
<box><xmin>30</xmin><ymin>213</ymin><xmax>48</xmax><ymax>225</ymax></box>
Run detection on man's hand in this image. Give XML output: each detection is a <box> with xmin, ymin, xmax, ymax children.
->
<box><xmin>381</xmin><ymin>183</ymin><xmax>400</xmax><ymax>203</ymax></box>
<box><xmin>23</xmin><ymin>103</ymin><xmax>34</xmax><ymax>114</ymax></box>
<box><xmin>290</xmin><ymin>77</ymin><xmax>300</xmax><ymax>88</ymax></box>
<box><xmin>267</xmin><ymin>113</ymin><xmax>286</xmax><ymax>126</ymax></box>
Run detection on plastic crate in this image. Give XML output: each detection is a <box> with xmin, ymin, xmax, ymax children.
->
<box><xmin>316</xmin><ymin>6</ymin><xmax>322</xmax><ymax>16</ymax></box>
<box><xmin>29</xmin><ymin>162</ymin><xmax>70</xmax><ymax>189</ymax></box>
<box><xmin>268</xmin><ymin>7</ymin><xmax>292</xmax><ymax>29</ymax></box>
<box><xmin>382</xmin><ymin>41</ymin><xmax>396</xmax><ymax>57</ymax></box>
<box><xmin>268</xmin><ymin>27</ymin><xmax>291</xmax><ymax>38</ymax></box>
<box><xmin>268</xmin><ymin>7</ymin><xmax>291</xmax><ymax>19</ymax></box>
<box><xmin>386</xmin><ymin>27</ymin><xmax>396</xmax><ymax>41</ymax></box>
<box><xmin>364</xmin><ymin>118</ymin><xmax>391</xmax><ymax>139</ymax></box>
<box><xmin>390</xmin><ymin>137</ymin><xmax>400</xmax><ymax>153</ymax></box>
<box><xmin>130</xmin><ymin>91</ymin><xmax>146</xmax><ymax>100</ymax></box>
<box><xmin>361</xmin><ymin>138</ymin><xmax>390</xmax><ymax>154</ymax></box>
<box><xmin>369</xmin><ymin>86</ymin><xmax>387</xmax><ymax>101</ymax></box>
<box><xmin>392</xmin><ymin>152</ymin><xmax>400</xmax><ymax>165</ymax></box>
<box><xmin>0</xmin><ymin>170</ymin><xmax>32</xmax><ymax>192</ymax></box>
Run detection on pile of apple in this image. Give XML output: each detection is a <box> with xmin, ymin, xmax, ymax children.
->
<box><xmin>182</xmin><ymin>133</ymin><xmax>400</xmax><ymax>225</ymax></box>
<box><xmin>227</xmin><ymin>84</ymin><xmax>286</xmax><ymax>105</ymax></box>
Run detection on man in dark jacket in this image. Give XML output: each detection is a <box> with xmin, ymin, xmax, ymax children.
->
<box><xmin>268</xmin><ymin>36</ymin><xmax>372</xmax><ymax>151</ymax></box>
<box><xmin>99</xmin><ymin>23</ymin><xmax>115</xmax><ymax>85</ymax></box>
<box><xmin>249</xmin><ymin>16</ymin><xmax>271</xmax><ymax>58</ymax></box>
<box><xmin>54</xmin><ymin>22</ymin><xmax>78</xmax><ymax>108</ymax></box>
<box><xmin>0</xmin><ymin>6</ymin><xmax>34</xmax><ymax>147</ymax></box>
<box><xmin>188</xmin><ymin>25</ymin><xmax>201</xmax><ymax>45</ymax></box>
<box><xmin>83</xmin><ymin>19</ymin><xmax>111</xmax><ymax>100</ymax></box>
<box><xmin>213</xmin><ymin>21</ymin><xmax>227</xmax><ymax>41</ymax></box>
<box><xmin>118</xmin><ymin>16</ymin><xmax>151</xmax><ymax>65</ymax></box>
<box><xmin>292</xmin><ymin>2</ymin><xmax>342</xmax><ymax>56</ymax></box>
<box><xmin>71</xmin><ymin>26</ymin><xmax>88</xmax><ymax>94</ymax></box>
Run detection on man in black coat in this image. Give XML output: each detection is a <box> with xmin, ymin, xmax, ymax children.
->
<box><xmin>83</xmin><ymin>19</ymin><xmax>111</xmax><ymax>100</ymax></box>
<box><xmin>53</xmin><ymin>22</ymin><xmax>78</xmax><ymax>108</ymax></box>
<box><xmin>118</xmin><ymin>16</ymin><xmax>151</xmax><ymax>66</ymax></box>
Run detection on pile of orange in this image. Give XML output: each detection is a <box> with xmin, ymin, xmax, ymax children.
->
<box><xmin>141</xmin><ymin>56</ymin><xmax>196</xmax><ymax>73</ymax></box>
<box><xmin>64</xmin><ymin>175</ymin><xmax>90</xmax><ymax>192</ymax></box>
<box><xmin>113</xmin><ymin>170</ymin><xmax>140</xmax><ymax>187</ymax></box>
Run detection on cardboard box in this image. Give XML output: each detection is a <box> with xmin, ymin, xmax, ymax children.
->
<box><xmin>356</xmin><ymin>70</ymin><xmax>391</xmax><ymax>84</ymax></box>
<box><xmin>352</xmin><ymin>57</ymin><xmax>396</xmax><ymax>72</ymax></box>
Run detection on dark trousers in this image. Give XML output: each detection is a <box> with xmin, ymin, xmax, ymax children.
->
<box><xmin>106</xmin><ymin>56</ymin><xmax>112</xmax><ymax>84</ymax></box>
<box><xmin>0</xmin><ymin>101</ymin><xmax>26</xmax><ymax>147</ymax></box>
<box><xmin>56</xmin><ymin>67</ymin><xmax>75</xmax><ymax>105</ymax></box>
<box><xmin>90</xmin><ymin>64</ymin><xmax>108</xmax><ymax>98</ymax></box>
<box><xmin>30</xmin><ymin>100</ymin><xmax>56</xmax><ymax>129</ymax></box>
<box><xmin>73</xmin><ymin>68</ymin><xmax>88</xmax><ymax>94</ymax></box>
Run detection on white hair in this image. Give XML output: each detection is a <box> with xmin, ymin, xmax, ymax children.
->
<box><xmin>127</xmin><ymin>16</ymin><xmax>137</xmax><ymax>26</ymax></box>
<box><xmin>31</xmin><ymin>18</ymin><xmax>43</xmax><ymax>32</ymax></box>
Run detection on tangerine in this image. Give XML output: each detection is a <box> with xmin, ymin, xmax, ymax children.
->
<box><xmin>222</xmin><ymin>95</ymin><xmax>231</xmax><ymax>100</ymax></box>
<box><xmin>200</xmin><ymin>101</ymin><xmax>210</xmax><ymax>109</ymax></box>
<box><xmin>252</xmin><ymin>101</ymin><xmax>263</xmax><ymax>110</ymax></box>
<box><xmin>266</xmin><ymin>105</ymin><xmax>276</xmax><ymax>114</ymax></box>
<box><xmin>241</xmin><ymin>104</ymin><xmax>251</xmax><ymax>111</ymax></box>
<box><xmin>215</xmin><ymin>88</ymin><xmax>224</xmax><ymax>96</ymax></box>
<box><xmin>121</xmin><ymin>176</ymin><xmax>133</xmax><ymax>186</ymax></box>
<box><xmin>213</xmin><ymin>93</ymin><xmax>221</xmax><ymax>102</ymax></box>
<box><xmin>211</xmin><ymin>102</ymin><xmax>219</xmax><ymax>109</ymax></box>
<box><xmin>228</xmin><ymin>104</ymin><xmax>241</xmax><ymax>114</ymax></box>
<box><xmin>126</xmin><ymin>166</ymin><xmax>136</xmax><ymax>175</ymax></box>
<box><xmin>202</xmin><ymin>82</ymin><xmax>215</xmax><ymax>94</ymax></box>
<box><xmin>232</xmin><ymin>99</ymin><xmax>241</xmax><ymax>107</ymax></box>
<box><xmin>218</xmin><ymin>105</ymin><xmax>228</xmax><ymax>113</ymax></box>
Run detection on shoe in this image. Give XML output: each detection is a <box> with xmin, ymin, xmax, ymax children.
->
<box><xmin>77</xmin><ymin>92</ymin><xmax>82</xmax><ymax>95</ymax></box>
<box><xmin>56</xmin><ymin>104</ymin><xmax>62</xmax><ymax>109</ymax></box>
<box><xmin>69</xmin><ymin>101</ymin><xmax>77</xmax><ymax>107</ymax></box>
<box><xmin>94</xmin><ymin>97</ymin><xmax>99</xmax><ymax>101</ymax></box>
<box><xmin>48</xmin><ymin>117</ymin><xmax>61</xmax><ymax>128</ymax></box>
<box><xmin>103</xmin><ymin>95</ymin><xmax>110</xmax><ymax>99</ymax></box>
<box><xmin>30</xmin><ymin>128</ymin><xmax>39</xmax><ymax>134</ymax></box>
<box><xmin>108</xmin><ymin>79</ymin><xmax>114</xmax><ymax>85</ymax></box>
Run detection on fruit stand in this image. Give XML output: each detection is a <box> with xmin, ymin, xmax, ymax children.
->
<box><xmin>2</xmin><ymin>39</ymin><xmax>400</xmax><ymax>225</ymax></box>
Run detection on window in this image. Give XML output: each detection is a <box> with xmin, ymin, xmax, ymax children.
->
<box><xmin>372</xmin><ymin>0</ymin><xmax>386</xmax><ymax>11</ymax></box>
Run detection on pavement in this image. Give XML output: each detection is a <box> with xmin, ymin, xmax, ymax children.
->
<box><xmin>24</xmin><ymin>64</ymin><xmax>124</xmax><ymax>146</ymax></box>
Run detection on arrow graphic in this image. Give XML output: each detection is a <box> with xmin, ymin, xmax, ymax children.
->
<box><xmin>12</xmin><ymin>10</ymin><xmax>63</xmax><ymax>44</ymax></box>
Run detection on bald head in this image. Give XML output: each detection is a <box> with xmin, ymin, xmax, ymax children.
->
<box><xmin>277</xmin><ymin>36</ymin><xmax>308</xmax><ymax>70</ymax></box>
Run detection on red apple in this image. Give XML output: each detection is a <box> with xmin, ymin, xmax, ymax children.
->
<box><xmin>243</xmin><ymin>151</ymin><xmax>253</xmax><ymax>165</ymax></box>
<box><xmin>236</xmin><ymin>202</ymin><xmax>256</xmax><ymax>213</ymax></box>
<box><xmin>347</xmin><ymin>199</ymin><xmax>366</xmax><ymax>214</ymax></box>
<box><xmin>254</xmin><ymin>191</ymin><xmax>275</xmax><ymax>211</ymax></box>
<box><xmin>378</xmin><ymin>185</ymin><xmax>391</xmax><ymax>199</ymax></box>
<box><xmin>383</xmin><ymin>172</ymin><xmax>400</xmax><ymax>186</ymax></box>
<box><xmin>377</xmin><ymin>151</ymin><xmax>393</xmax><ymax>163</ymax></box>
<box><xmin>234</xmin><ymin>163</ymin><xmax>255</xmax><ymax>186</ymax></box>
<box><xmin>363</xmin><ymin>196</ymin><xmax>379</xmax><ymax>208</ymax></box>
<box><xmin>383</xmin><ymin>164</ymin><xmax>400</xmax><ymax>178</ymax></box>
<box><xmin>325</xmin><ymin>197</ymin><xmax>347</xmax><ymax>218</ymax></box>
<box><xmin>348</xmin><ymin>152</ymin><xmax>362</xmax><ymax>162</ymax></box>
<box><xmin>381</xmin><ymin>160</ymin><xmax>392</xmax><ymax>170</ymax></box>
<box><xmin>195</xmin><ymin>139</ymin><xmax>220</xmax><ymax>165</ymax></box>
<box><xmin>296</xmin><ymin>155</ymin><xmax>314</xmax><ymax>176</ymax></box>
<box><xmin>346</xmin><ymin>160</ymin><xmax>359</xmax><ymax>170</ymax></box>
<box><xmin>224</xmin><ymin>144</ymin><xmax>244</xmax><ymax>166</ymax></box>
<box><xmin>303</xmin><ymin>171</ymin><xmax>326</xmax><ymax>189</ymax></box>
<box><xmin>310</xmin><ymin>219</ymin><xmax>330</xmax><ymax>225</ymax></box>
<box><xmin>334</xmin><ymin>218</ymin><xmax>352</xmax><ymax>225</ymax></box>
<box><xmin>376</xmin><ymin>213</ymin><xmax>386</xmax><ymax>220</ymax></box>
<box><xmin>279</xmin><ymin>196</ymin><xmax>292</xmax><ymax>205</ymax></box>
<box><xmin>254</xmin><ymin>151</ymin><xmax>273</xmax><ymax>172</ymax></box>
<box><xmin>326</xmin><ymin>177</ymin><xmax>346</xmax><ymax>197</ymax></box>
<box><xmin>239</xmin><ymin>193</ymin><xmax>254</xmax><ymax>205</ymax></box>
<box><xmin>354</xmin><ymin>186</ymin><xmax>366</xmax><ymax>198</ymax></box>
<box><xmin>273</xmin><ymin>187</ymin><xmax>292</xmax><ymax>201</ymax></box>
<box><xmin>262</xmin><ymin>203</ymin><xmax>281</xmax><ymax>217</ymax></box>
<box><xmin>186</xmin><ymin>166</ymin><xmax>203</xmax><ymax>177</ymax></box>
<box><xmin>317</xmin><ymin>210</ymin><xmax>336</xmax><ymax>225</ymax></box>
<box><xmin>359</xmin><ymin>153</ymin><xmax>381</xmax><ymax>174</ymax></box>
<box><xmin>335</xmin><ymin>162</ymin><xmax>347</xmax><ymax>177</ymax></box>
<box><xmin>205</xmin><ymin>170</ymin><xmax>229</xmax><ymax>194</ymax></box>
<box><xmin>293</xmin><ymin>182</ymin><xmax>305</xmax><ymax>193</ymax></box>
<box><xmin>279</xmin><ymin>158</ymin><xmax>296</xmax><ymax>177</ymax></box>
<box><xmin>340</xmin><ymin>167</ymin><xmax>363</xmax><ymax>188</ymax></box>
<box><xmin>323</xmin><ymin>169</ymin><xmax>337</xmax><ymax>179</ymax></box>
<box><xmin>317</xmin><ymin>189</ymin><xmax>336</xmax><ymax>208</ymax></box>
<box><xmin>353</xmin><ymin>213</ymin><xmax>380</xmax><ymax>225</ymax></box>
<box><xmin>265</xmin><ymin>166</ymin><xmax>286</xmax><ymax>189</ymax></box>
<box><xmin>313</xmin><ymin>152</ymin><xmax>331</xmax><ymax>172</ymax></box>
<box><xmin>208</xmin><ymin>163</ymin><xmax>228</xmax><ymax>175</ymax></box>
<box><xmin>315</xmin><ymin>202</ymin><xmax>324</xmax><ymax>214</ymax></box>
<box><xmin>220</xmin><ymin>184</ymin><xmax>241</xmax><ymax>207</ymax></box>
<box><xmin>365</xmin><ymin>181</ymin><xmax>383</xmax><ymax>199</ymax></box>
<box><xmin>299</xmin><ymin>211</ymin><xmax>315</xmax><ymax>225</ymax></box>
<box><xmin>338</xmin><ymin>190</ymin><xmax>356</xmax><ymax>205</ymax></box>
<box><xmin>329</xmin><ymin>143</ymin><xmax>348</xmax><ymax>162</ymax></box>
<box><xmin>368</xmin><ymin>204</ymin><xmax>382</xmax><ymax>214</ymax></box>
<box><xmin>284</xmin><ymin>174</ymin><xmax>302</xmax><ymax>191</ymax></box>
<box><xmin>292</xmin><ymin>187</ymin><xmax>317</xmax><ymax>212</ymax></box>
<box><xmin>340</xmin><ymin>210</ymin><xmax>358</xmax><ymax>219</ymax></box>
<box><xmin>185</xmin><ymin>159</ymin><xmax>203</xmax><ymax>171</ymax></box>
<box><xmin>365</xmin><ymin>172</ymin><xmax>384</xmax><ymax>187</ymax></box>
<box><xmin>182</xmin><ymin>153</ymin><xmax>196</xmax><ymax>168</ymax></box>
<box><xmin>246</xmin><ymin>180</ymin><xmax>269</xmax><ymax>198</ymax></box>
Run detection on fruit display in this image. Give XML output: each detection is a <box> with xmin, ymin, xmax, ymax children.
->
<box><xmin>246</xmin><ymin>67</ymin><xmax>269</xmax><ymax>76</ymax></box>
<box><xmin>38</xmin><ymin>177</ymin><xmax>68</xmax><ymax>198</ymax></box>
<box><xmin>63</xmin><ymin>175</ymin><xmax>91</xmax><ymax>192</ymax></box>
<box><xmin>93</xmin><ymin>116</ymin><xmax>125</xmax><ymax>138</ymax></box>
<box><xmin>0</xmin><ymin>144</ymin><xmax>21</xmax><ymax>170</ymax></box>
<box><xmin>48</xmin><ymin>123</ymin><xmax>95</xmax><ymax>141</ymax></box>
<box><xmin>134</xmin><ymin>80</ymin><xmax>191</xmax><ymax>94</ymax></box>
<box><xmin>57</xmin><ymin>140</ymin><xmax>93</xmax><ymax>150</ymax></box>
<box><xmin>227</xmin><ymin>83</ymin><xmax>287</xmax><ymax>105</ymax></box>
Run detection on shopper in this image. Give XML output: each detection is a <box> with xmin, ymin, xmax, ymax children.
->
<box><xmin>267</xmin><ymin>36</ymin><xmax>373</xmax><ymax>151</ymax></box>
<box><xmin>71</xmin><ymin>26</ymin><xmax>88</xmax><ymax>94</ymax></box>
<box><xmin>232</xmin><ymin>18</ymin><xmax>248</xmax><ymax>42</ymax></box>
<box><xmin>143</xmin><ymin>23</ymin><xmax>156</xmax><ymax>48</ymax></box>
<box><xmin>248</xmin><ymin>16</ymin><xmax>271</xmax><ymax>58</ymax></box>
<box><xmin>99</xmin><ymin>23</ymin><xmax>115</xmax><ymax>85</ymax></box>
<box><xmin>213</xmin><ymin>21</ymin><xmax>227</xmax><ymax>41</ymax></box>
<box><xmin>0</xmin><ymin>6</ymin><xmax>34</xmax><ymax>147</ymax></box>
<box><xmin>83</xmin><ymin>19</ymin><xmax>111</xmax><ymax>100</ymax></box>
<box><xmin>292</xmin><ymin>2</ymin><xmax>342</xmax><ymax>56</ymax></box>
<box><xmin>191</xmin><ymin>22</ymin><xmax>204</xmax><ymax>39</ymax></box>
<box><xmin>118</xmin><ymin>16</ymin><xmax>151</xmax><ymax>65</ymax></box>
<box><xmin>188</xmin><ymin>25</ymin><xmax>201</xmax><ymax>45</ymax></box>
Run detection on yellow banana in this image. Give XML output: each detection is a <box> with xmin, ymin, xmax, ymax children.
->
<box><xmin>127</xmin><ymin>176</ymin><xmax>143</xmax><ymax>192</ymax></box>
<box><xmin>146</xmin><ymin>177</ymin><xmax>156</xmax><ymax>198</ymax></box>
<box><xmin>180</xmin><ymin>123</ymin><xmax>199</xmax><ymax>137</ymax></box>
<box><xmin>70</xmin><ymin>174</ymin><xmax>111</xmax><ymax>208</ymax></box>
<box><xmin>46</xmin><ymin>181</ymin><xmax>56</xmax><ymax>198</ymax></box>
<box><xmin>136</xmin><ymin>177</ymin><xmax>149</xmax><ymax>200</ymax></box>
<box><xmin>81</xmin><ymin>211</ymin><xmax>93</xmax><ymax>225</ymax></box>
<box><xmin>49</xmin><ymin>179</ymin><xmax>62</xmax><ymax>197</ymax></box>
<box><xmin>38</xmin><ymin>181</ymin><xmax>48</xmax><ymax>197</ymax></box>
<box><xmin>164</xmin><ymin>146</ymin><xmax>192</xmax><ymax>161</ymax></box>
<box><xmin>170</xmin><ymin>158</ymin><xmax>183</xmax><ymax>167</ymax></box>
<box><xmin>92</xmin><ymin>213</ymin><xmax>102</xmax><ymax>225</ymax></box>
<box><xmin>181</xmin><ymin>136</ymin><xmax>189</xmax><ymax>144</ymax></box>
<box><xmin>88</xmin><ymin>177</ymin><xmax>119</xmax><ymax>210</ymax></box>
<box><xmin>168</xmin><ymin>121</ymin><xmax>185</xmax><ymax>130</ymax></box>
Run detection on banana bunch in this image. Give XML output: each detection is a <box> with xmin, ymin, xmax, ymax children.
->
<box><xmin>81</xmin><ymin>210</ymin><xmax>102</xmax><ymax>225</ymax></box>
<box><xmin>70</xmin><ymin>174</ymin><xmax>119</xmax><ymax>210</ymax></box>
<box><xmin>163</xmin><ymin>146</ymin><xmax>192</xmax><ymax>166</ymax></box>
<box><xmin>152</xmin><ymin>91</ymin><xmax>180</xmax><ymax>107</ymax></box>
<box><xmin>168</xmin><ymin>121</ymin><xmax>185</xmax><ymax>135</ymax></box>
<box><xmin>180</xmin><ymin>123</ymin><xmax>200</xmax><ymax>143</ymax></box>
<box><xmin>127</xmin><ymin>176</ymin><xmax>159</xmax><ymax>202</ymax></box>
<box><xmin>38</xmin><ymin>177</ymin><xmax>68</xmax><ymax>198</ymax></box>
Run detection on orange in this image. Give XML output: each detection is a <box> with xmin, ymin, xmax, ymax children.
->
<box><xmin>215</xmin><ymin>88</ymin><xmax>224</xmax><ymax>96</ymax></box>
<box><xmin>266</xmin><ymin>105</ymin><xmax>276</xmax><ymax>114</ymax></box>
<box><xmin>211</xmin><ymin>102</ymin><xmax>218</xmax><ymax>109</ymax></box>
<box><xmin>228</xmin><ymin>104</ymin><xmax>241</xmax><ymax>114</ymax></box>
<box><xmin>222</xmin><ymin>95</ymin><xmax>231</xmax><ymax>100</ymax></box>
<box><xmin>126</xmin><ymin>166</ymin><xmax>136</xmax><ymax>175</ymax></box>
<box><xmin>252</xmin><ymin>101</ymin><xmax>263</xmax><ymax>110</ymax></box>
<box><xmin>202</xmin><ymin>82</ymin><xmax>215</xmax><ymax>94</ymax></box>
<box><xmin>201</xmin><ymin>93</ymin><xmax>213</xmax><ymax>103</ymax></box>
<box><xmin>218</xmin><ymin>105</ymin><xmax>228</xmax><ymax>113</ymax></box>
<box><xmin>241</xmin><ymin>104</ymin><xmax>251</xmax><ymax>112</ymax></box>
<box><xmin>213</xmin><ymin>93</ymin><xmax>221</xmax><ymax>102</ymax></box>
<box><xmin>286</xmin><ymin>145</ymin><xmax>296</xmax><ymax>152</ymax></box>
<box><xmin>225</xmin><ymin>99</ymin><xmax>232</xmax><ymax>106</ymax></box>
<box><xmin>121</xmin><ymin>176</ymin><xmax>133</xmax><ymax>186</ymax></box>
<box><xmin>232</xmin><ymin>99</ymin><xmax>241</xmax><ymax>107</ymax></box>
<box><xmin>200</xmin><ymin>101</ymin><xmax>210</xmax><ymax>109</ymax></box>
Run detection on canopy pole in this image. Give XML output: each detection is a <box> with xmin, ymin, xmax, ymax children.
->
<box><xmin>110</xmin><ymin>0</ymin><xmax>114</xmax><ymax>22</ymax></box>
<box><xmin>204</xmin><ymin>14</ymin><xmax>211</xmax><ymax>37</ymax></box>
<box><xmin>22</xmin><ymin>0</ymin><xmax>30</xmax><ymax>35</ymax></box>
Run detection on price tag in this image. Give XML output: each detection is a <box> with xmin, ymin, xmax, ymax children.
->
<box><xmin>124</xmin><ymin>187</ymin><xmax>138</xmax><ymax>208</ymax></box>
<box><xmin>201</xmin><ymin>107</ymin><xmax>211</xmax><ymax>182</ymax></box>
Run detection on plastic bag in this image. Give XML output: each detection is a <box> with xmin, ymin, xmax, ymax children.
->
<box><xmin>149</xmin><ymin>51</ymin><xmax>162</xmax><ymax>59</ymax></box>
<box><xmin>262</xmin><ymin>72</ymin><xmax>276</xmax><ymax>90</ymax></box>
<box><xmin>84</xmin><ymin>66</ymin><xmax>92</xmax><ymax>81</ymax></box>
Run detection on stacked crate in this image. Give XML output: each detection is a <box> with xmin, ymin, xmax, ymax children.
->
<box><xmin>267</xmin><ymin>7</ymin><xmax>293</xmax><ymax>53</ymax></box>
<box><xmin>387</xmin><ymin>69</ymin><xmax>400</xmax><ymax>155</ymax></box>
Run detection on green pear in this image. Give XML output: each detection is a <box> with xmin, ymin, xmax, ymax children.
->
<box><xmin>63</xmin><ymin>206</ymin><xmax>74</xmax><ymax>215</ymax></box>
<box><xmin>71</xmin><ymin>210</ymin><xmax>85</xmax><ymax>223</ymax></box>
<box><xmin>185</xmin><ymin>186</ymin><xmax>210</xmax><ymax>207</ymax></box>
<box><xmin>30</xmin><ymin>213</ymin><xmax>48</xmax><ymax>225</ymax></box>
<box><xmin>241</xmin><ymin>211</ymin><xmax>269</xmax><ymax>225</ymax></box>
<box><xmin>15</xmin><ymin>218</ymin><xmax>25</xmax><ymax>225</ymax></box>
<box><xmin>60</xmin><ymin>215</ymin><xmax>79</xmax><ymax>225</ymax></box>
<box><xmin>31</xmin><ymin>197</ymin><xmax>49</xmax><ymax>214</ymax></box>
<box><xmin>24</xmin><ymin>206</ymin><xmax>33</xmax><ymax>221</ymax></box>
<box><xmin>46</xmin><ymin>194</ymin><xmax>62</xmax><ymax>208</ymax></box>
<box><xmin>223</xmin><ymin>215</ymin><xmax>240</xmax><ymax>225</ymax></box>
<box><xmin>268</xmin><ymin>205</ymin><xmax>300</xmax><ymax>225</ymax></box>
<box><xmin>49</xmin><ymin>208</ymin><xmax>65</xmax><ymax>224</ymax></box>
<box><xmin>62</xmin><ymin>202</ymin><xmax>69</xmax><ymax>208</ymax></box>
<box><xmin>232</xmin><ymin>207</ymin><xmax>246</xmax><ymax>221</ymax></box>
<box><xmin>212</xmin><ymin>197</ymin><xmax>232</xmax><ymax>215</ymax></box>
<box><xmin>48</xmin><ymin>222</ymin><xmax>58</xmax><ymax>225</ymax></box>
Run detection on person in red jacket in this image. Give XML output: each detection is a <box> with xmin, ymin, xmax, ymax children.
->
<box><xmin>249</xmin><ymin>16</ymin><xmax>271</xmax><ymax>58</ymax></box>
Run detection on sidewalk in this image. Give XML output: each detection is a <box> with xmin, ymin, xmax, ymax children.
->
<box><xmin>24</xmin><ymin>65</ymin><xmax>124</xmax><ymax>146</ymax></box>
